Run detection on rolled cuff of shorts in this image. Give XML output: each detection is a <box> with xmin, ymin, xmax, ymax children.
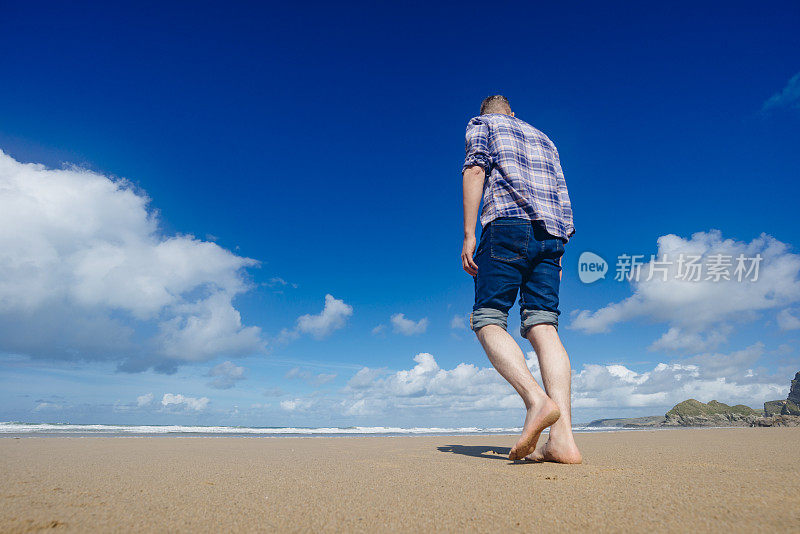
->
<box><xmin>520</xmin><ymin>309</ymin><xmax>559</xmax><ymax>337</ymax></box>
<box><xmin>470</xmin><ymin>308</ymin><xmax>508</xmax><ymax>332</ymax></box>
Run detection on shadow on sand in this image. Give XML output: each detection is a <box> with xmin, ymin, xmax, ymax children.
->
<box><xmin>437</xmin><ymin>444</ymin><xmax>512</xmax><ymax>460</ymax></box>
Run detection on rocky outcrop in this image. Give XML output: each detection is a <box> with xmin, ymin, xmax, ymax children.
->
<box><xmin>785</xmin><ymin>401</ymin><xmax>800</xmax><ymax>416</ymax></box>
<box><xmin>762</xmin><ymin>371</ymin><xmax>800</xmax><ymax>417</ymax></box>
<box><xmin>750</xmin><ymin>414</ymin><xmax>800</xmax><ymax>427</ymax></box>
<box><xmin>788</xmin><ymin>372</ymin><xmax>800</xmax><ymax>404</ymax></box>
<box><xmin>663</xmin><ymin>372</ymin><xmax>800</xmax><ymax>426</ymax></box>
<box><xmin>663</xmin><ymin>399</ymin><xmax>762</xmax><ymax>427</ymax></box>
<box><xmin>586</xmin><ymin>371</ymin><xmax>800</xmax><ymax>429</ymax></box>
<box><xmin>764</xmin><ymin>400</ymin><xmax>787</xmax><ymax>417</ymax></box>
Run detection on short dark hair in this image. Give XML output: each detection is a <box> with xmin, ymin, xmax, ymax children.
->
<box><xmin>480</xmin><ymin>95</ymin><xmax>511</xmax><ymax>115</ymax></box>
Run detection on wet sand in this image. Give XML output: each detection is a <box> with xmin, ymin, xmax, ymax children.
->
<box><xmin>1</xmin><ymin>428</ymin><xmax>798</xmax><ymax>533</ymax></box>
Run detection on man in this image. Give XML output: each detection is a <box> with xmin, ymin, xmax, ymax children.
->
<box><xmin>461</xmin><ymin>95</ymin><xmax>582</xmax><ymax>463</ymax></box>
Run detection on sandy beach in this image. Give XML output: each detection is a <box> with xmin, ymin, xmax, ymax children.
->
<box><xmin>2</xmin><ymin>428</ymin><xmax>798</xmax><ymax>533</ymax></box>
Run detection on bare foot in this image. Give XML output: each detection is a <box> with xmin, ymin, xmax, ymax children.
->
<box><xmin>525</xmin><ymin>437</ymin><xmax>582</xmax><ymax>464</ymax></box>
<box><xmin>508</xmin><ymin>398</ymin><xmax>560</xmax><ymax>461</ymax></box>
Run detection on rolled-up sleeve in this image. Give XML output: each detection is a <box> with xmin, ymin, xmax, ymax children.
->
<box><xmin>462</xmin><ymin>117</ymin><xmax>492</xmax><ymax>174</ymax></box>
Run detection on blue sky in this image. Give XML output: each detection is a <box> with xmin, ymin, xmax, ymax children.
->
<box><xmin>1</xmin><ymin>1</ymin><xmax>799</xmax><ymax>427</ymax></box>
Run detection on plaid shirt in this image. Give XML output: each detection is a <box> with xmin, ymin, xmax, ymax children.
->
<box><xmin>462</xmin><ymin>114</ymin><xmax>575</xmax><ymax>241</ymax></box>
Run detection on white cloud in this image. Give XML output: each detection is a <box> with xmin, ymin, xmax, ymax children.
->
<box><xmin>571</xmin><ymin>231</ymin><xmax>800</xmax><ymax>352</ymax></box>
<box><xmin>649</xmin><ymin>325</ymin><xmax>732</xmax><ymax>353</ymax></box>
<box><xmin>279</xmin><ymin>294</ymin><xmax>353</xmax><ymax>341</ymax></box>
<box><xmin>297</xmin><ymin>294</ymin><xmax>352</xmax><ymax>338</ymax></box>
<box><xmin>266</xmin><ymin>277</ymin><xmax>298</xmax><ymax>290</ymax></box>
<box><xmin>391</xmin><ymin>313</ymin><xmax>429</xmax><ymax>335</ymax></box>
<box><xmin>33</xmin><ymin>402</ymin><xmax>63</xmax><ymax>411</ymax></box>
<box><xmin>371</xmin><ymin>324</ymin><xmax>386</xmax><ymax>336</ymax></box>
<box><xmin>572</xmin><ymin>344</ymin><xmax>787</xmax><ymax>409</ymax></box>
<box><xmin>682</xmin><ymin>344</ymin><xmax>767</xmax><ymax>383</ymax></box>
<box><xmin>286</xmin><ymin>348</ymin><xmax>790</xmax><ymax>420</ymax></box>
<box><xmin>450</xmin><ymin>314</ymin><xmax>466</xmax><ymax>330</ymax></box>
<box><xmin>0</xmin><ymin>150</ymin><xmax>264</xmax><ymax>372</ymax></box>
<box><xmin>285</xmin><ymin>367</ymin><xmax>336</xmax><ymax>385</ymax></box>
<box><xmin>155</xmin><ymin>293</ymin><xmax>262</xmax><ymax>365</ymax></box>
<box><xmin>346</xmin><ymin>367</ymin><xmax>384</xmax><ymax>388</ymax></box>
<box><xmin>777</xmin><ymin>309</ymin><xmax>800</xmax><ymax>331</ymax></box>
<box><xmin>280</xmin><ymin>398</ymin><xmax>314</xmax><ymax>411</ymax></box>
<box><xmin>206</xmin><ymin>361</ymin><xmax>246</xmax><ymax>389</ymax></box>
<box><xmin>762</xmin><ymin>72</ymin><xmax>800</xmax><ymax>112</ymax></box>
<box><xmin>161</xmin><ymin>393</ymin><xmax>209</xmax><ymax>411</ymax></box>
<box><xmin>343</xmin><ymin>398</ymin><xmax>373</xmax><ymax>416</ymax></box>
<box><xmin>340</xmin><ymin>352</ymin><xmax>523</xmax><ymax>416</ymax></box>
<box><xmin>136</xmin><ymin>393</ymin><xmax>154</xmax><ymax>407</ymax></box>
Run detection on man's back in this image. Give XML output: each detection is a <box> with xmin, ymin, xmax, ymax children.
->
<box><xmin>463</xmin><ymin>113</ymin><xmax>575</xmax><ymax>241</ymax></box>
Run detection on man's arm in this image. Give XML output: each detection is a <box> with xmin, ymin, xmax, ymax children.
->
<box><xmin>553</xmin><ymin>147</ymin><xmax>571</xmax><ymax>281</ymax></box>
<box><xmin>462</xmin><ymin>165</ymin><xmax>484</xmax><ymax>276</ymax></box>
<box><xmin>461</xmin><ymin>118</ymin><xmax>491</xmax><ymax>276</ymax></box>
<box><xmin>553</xmin><ymin>147</ymin><xmax>574</xmax><ymax>238</ymax></box>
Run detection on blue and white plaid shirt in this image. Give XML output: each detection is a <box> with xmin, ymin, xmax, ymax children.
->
<box><xmin>462</xmin><ymin>114</ymin><xmax>575</xmax><ymax>241</ymax></box>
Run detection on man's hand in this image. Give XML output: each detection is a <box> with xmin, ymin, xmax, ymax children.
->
<box><xmin>462</xmin><ymin>234</ymin><xmax>478</xmax><ymax>276</ymax></box>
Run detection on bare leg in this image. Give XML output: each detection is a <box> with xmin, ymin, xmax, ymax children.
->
<box><xmin>524</xmin><ymin>324</ymin><xmax>582</xmax><ymax>463</ymax></box>
<box><xmin>475</xmin><ymin>325</ymin><xmax>561</xmax><ymax>460</ymax></box>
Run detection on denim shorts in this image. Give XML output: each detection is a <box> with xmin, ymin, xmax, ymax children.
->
<box><xmin>470</xmin><ymin>217</ymin><xmax>564</xmax><ymax>337</ymax></box>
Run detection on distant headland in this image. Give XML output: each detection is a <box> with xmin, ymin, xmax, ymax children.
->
<box><xmin>588</xmin><ymin>371</ymin><xmax>800</xmax><ymax>428</ymax></box>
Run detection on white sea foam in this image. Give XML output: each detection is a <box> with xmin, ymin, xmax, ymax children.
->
<box><xmin>0</xmin><ymin>422</ymin><xmax>524</xmax><ymax>435</ymax></box>
<box><xmin>0</xmin><ymin>422</ymin><xmax>648</xmax><ymax>436</ymax></box>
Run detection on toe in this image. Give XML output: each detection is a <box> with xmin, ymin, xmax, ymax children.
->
<box><xmin>525</xmin><ymin>447</ymin><xmax>545</xmax><ymax>462</ymax></box>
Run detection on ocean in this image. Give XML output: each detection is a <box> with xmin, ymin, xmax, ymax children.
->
<box><xmin>0</xmin><ymin>422</ymin><xmax>644</xmax><ymax>437</ymax></box>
